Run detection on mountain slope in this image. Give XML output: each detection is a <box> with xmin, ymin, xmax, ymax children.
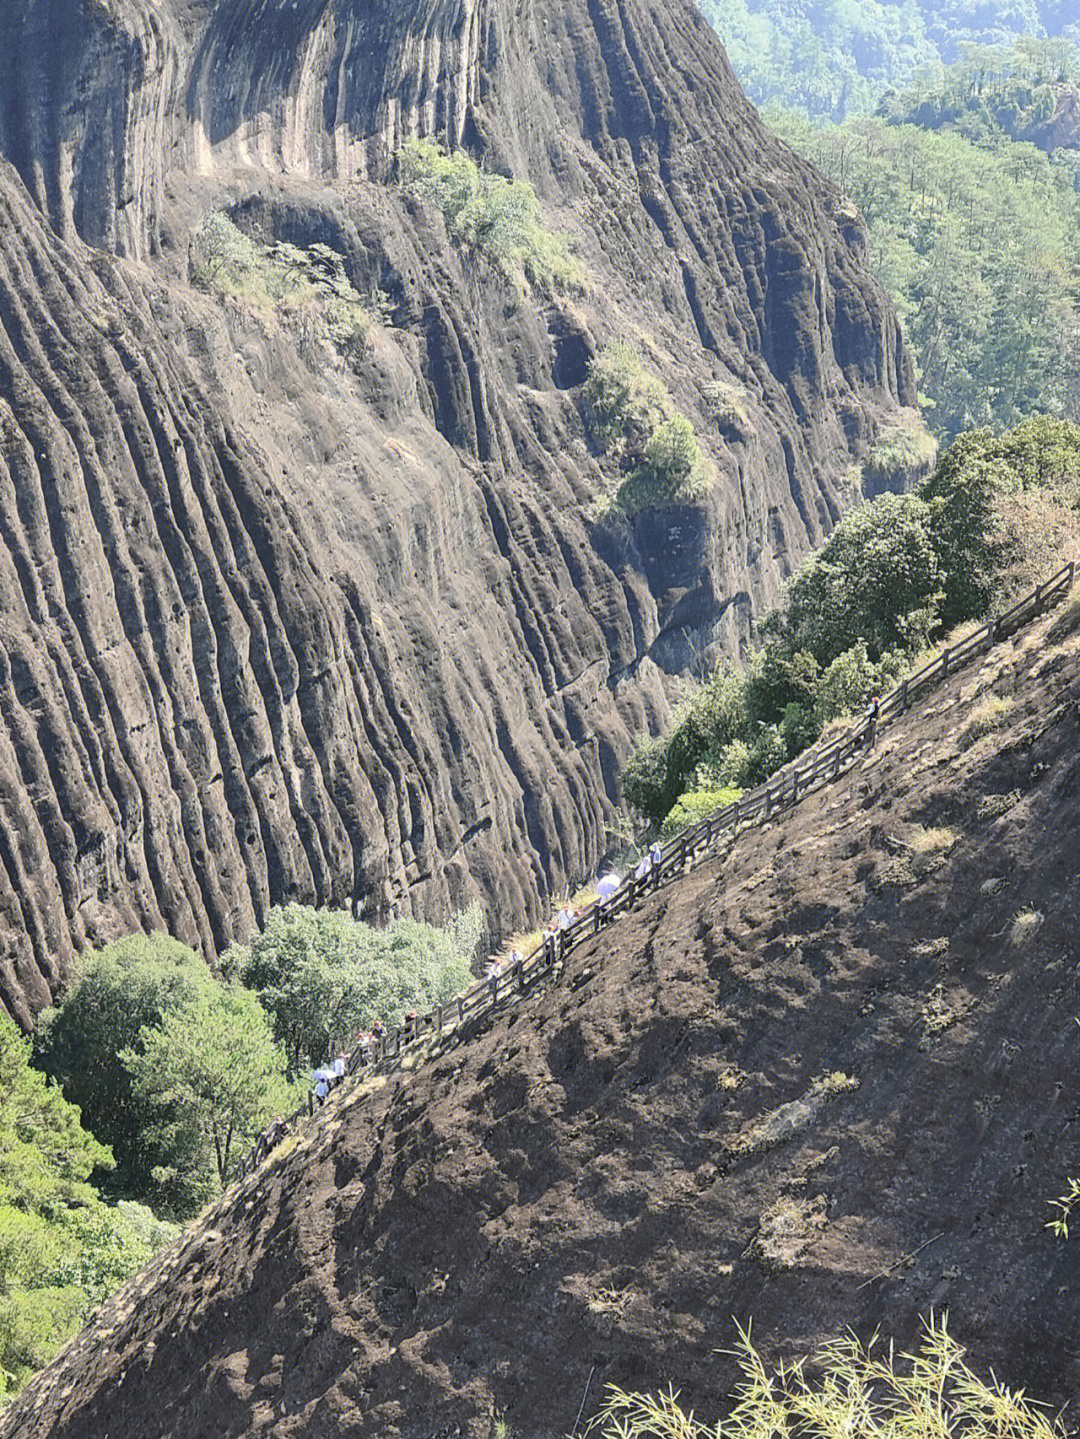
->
<box><xmin>0</xmin><ymin>0</ymin><xmax>913</xmax><ymax>1020</ymax></box>
<box><xmin>8</xmin><ymin>595</ymin><xmax>1079</xmax><ymax>1437</ymax></box>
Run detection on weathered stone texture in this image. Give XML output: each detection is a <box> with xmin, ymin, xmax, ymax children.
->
<box><xmin>0</xmin><ymin>0</ymin><xmax>913</xmax><ymax>1019</ymax></box>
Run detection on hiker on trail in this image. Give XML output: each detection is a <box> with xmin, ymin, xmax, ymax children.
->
<box><xmin>314</xmin><ymin>1076</ymin><xmax>329</xmax><ymax>1107</ymax></box>
<box><xmin>355</xmin><ymin>1032</ymin><xmax>372</xmax><ymax>1067</ymax></box>
<box><xmin>557</xmin><ymin>903</ymin><xmax>574</xmax><ymax>932</ymax></box>
<box><xmin>333</xmin><ymin>1052</ymin><xmax>347</xmax><ymax>1081</ymax></box>
<box><xmin>650</xmin><ymin>840</ymin><xmax>662</xmax><ymax>868</ymax></box>
<box><xmin>596</xmin><ymin>871</ymin><xmax>621</xmax><ymax>920</ymax></box>
<box><xmin>372</xmin><ymin>1018</ymin><xmax>386</xmax><ymax>1044</ymax></box>
<box><xmin>486</xmin><ymin>956</ymin><xmax>503</xmax><ymax>1000</ymax></box>
<box><xmin>634</xmin><ymin>852</ymin><xmax>651</xmax><ymax>886</ymax></box>
<box><xmin>543</xmin><ymin>922</ymin><xmax>559</xmax><ymax>964</ymax></box>
<box><xmin>404</xmin><ymin>1009</ymin><xmax>418</xmax><ymax>1040</ymax></box>
<box><xmin>866</xmin><ymin>693</ymin><xmax>881</xmax><ymax>750</ymax></box>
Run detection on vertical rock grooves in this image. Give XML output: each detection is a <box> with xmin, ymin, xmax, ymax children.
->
<box><xmin>0</xmin><ymin>0</ymin><xmax>914</xmax><ymax>1019</ymax></box>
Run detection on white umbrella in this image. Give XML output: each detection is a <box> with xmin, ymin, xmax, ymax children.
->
<box><xmin>312</xmin><ymin>1067</ymin><xmax>336</xmax><ymax>1082</ymax></box>
<box><xmin>596</xmin><ymin>873</ymin><xmax>621</xmax><ymax>900</ymax></box>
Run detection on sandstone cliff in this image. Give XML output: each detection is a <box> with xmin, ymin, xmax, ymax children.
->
<box><xmin>0</xmin><ymin>0</ymin><xmax>913</xmax><ymax>1020</ymax></box>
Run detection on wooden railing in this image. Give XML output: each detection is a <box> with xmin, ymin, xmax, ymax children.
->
<box><xmin>234</xmin><ymin>559</ymin><xmax>1076</xmax><ymax>1181</ymax></box>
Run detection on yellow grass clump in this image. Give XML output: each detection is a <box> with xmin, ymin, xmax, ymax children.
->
<box><xmin>590</xmin><ymin>1316</ymin><xmax>1064</xmax><ymax>1439</ymax></box>
<box><xmin>1010</xmin><ymin>907</ymin><xmax>1044</xmax><ymax>946</ymax></box>
<box><xmin>962</xmin><ymin>693</ymin><xmax>1012</xmax><ymax>741</ymax></box>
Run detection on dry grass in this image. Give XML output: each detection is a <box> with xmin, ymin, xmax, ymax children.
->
<box><xmin>1010</xmin><ymin>907</ymin><xmax>1044</xmax><ymax>946</ymax></box>
<box><xmin>591</xmin><ymin>1316</ymin><xmax>1064</xmax><ymax>1439</ymax></box>
<box><xmin>879</xmin><ymin>826</ymin><xmax>958</xmax><ymax>887</ymax></box>
<box><xmin>923</xmin><ymin>982</ymin><xmax>958</xmax><ymax>1036</ymax></box>
<box><xmin>1046</xmin><ymin>578</ymin><xmax>1080</xmax><ymax>644</ymax></box>
<box><xmin>977</xmin><ymin>788</ymin><xmax>1022</xmax><ymax>822</ymax></box>
<box><xmin>962</xmin><ymin>693</ymin><xmax>1012</xmax><ymax>742</ymax></box>
<box><xmin>809</xmin><ymin>1071</ymin><xmax>859</xmax><ymax>1097</ymax></box>
<box><xmin>586</xmin><ymin>1286</ymin><xmax>633</xmax><ymax>1317</ymax></box>
<box><xmin>745</xmin><ymin>1193</ymin><xmax>828</xmax><ymax>1270</ymax></box>
<box><xmin>913</xmin><ymin>936</ymin><xmax>949</xmax><ymax>960</ymax></box>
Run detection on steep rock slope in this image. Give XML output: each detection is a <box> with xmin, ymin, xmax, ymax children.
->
<box><xmin>0</xmin><ymin>0</ymin><xmax>913</xmax><ymax>1018</ymax></box>
<box><xmin>7</xmin><ymin>604</ymin><xmax>1079</xmax><ymax>1437</ymax></box>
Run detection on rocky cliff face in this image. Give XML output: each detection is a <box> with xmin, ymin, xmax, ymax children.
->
<box><xmin>0</xmin><ymin>0</ymin><xmax>913</xmax><ymax>1020</ymax></box>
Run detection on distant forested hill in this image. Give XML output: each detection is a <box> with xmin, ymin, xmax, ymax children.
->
<box><xmin>701</xmin><ymin>0</ymin><xmax>1080</xmax><ymax>119</ymax></box>
<box><xmin>699</xmin><ymin>0</ymin><xmax>1080</xmax><ymax>437</ymax></box>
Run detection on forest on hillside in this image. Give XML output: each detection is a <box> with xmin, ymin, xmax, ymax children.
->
<box><xmin>701</xmin><ymin>0</ymin><xmax>1080</xmax><ymax>120</ymax></box>
<box><xmin>698</xmin><ymin>0</ymin><xmax>1080</xmax><ymax>438</ymax></box>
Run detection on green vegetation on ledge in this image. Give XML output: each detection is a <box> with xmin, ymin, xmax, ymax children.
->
<box><xmin>189</xmin><ymin>212</ymin><xmax>385</xmax><ymax>366</ymax></box>
<box><xmin>583</xmin><ymin>343</ymin><xmax>712</xmax><ymax>511</ymax></box>
<box><xmin>397</xmin><ymin>138</ymin><xmax>582</xmax><ymax>294</ymax></box>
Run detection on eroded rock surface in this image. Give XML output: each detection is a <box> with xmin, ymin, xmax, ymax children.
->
<box><xmin>0</xmin><ymin>0</ymin><xmax>913</xmax><ymax>1018</ymax></box>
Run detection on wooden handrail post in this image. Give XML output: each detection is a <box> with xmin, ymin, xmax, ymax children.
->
<box><xmin>899</xmin><ymin>678</ymin><xmax>909</xmax><ymax>711</ymax></box>
<box><xmin>940</xmin><ymin>647</ymin><xmax>950</xmax><ymax>677</ymax></box>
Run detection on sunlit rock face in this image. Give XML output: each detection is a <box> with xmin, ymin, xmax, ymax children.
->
<box><xmin>0</xmin><ymin>0</ymin><xmax>913</xmax><ymax>1020</ymax></box>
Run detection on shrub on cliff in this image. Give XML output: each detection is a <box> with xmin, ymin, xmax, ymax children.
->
<box><xmin>583</xmin><ymin>342</ymin><xmax>671</xmax><ymax>450</ymax></box>
<box><xmin>189</xmin><ymin>212</ymin><xmax>379</xmax><ymax>363</ymax></box>
<box><xmin>397</xmin><ymin>138</ymin><xmax>581</xmax><ymax>292</ymax></box>
<box><xmin>222</xmin><ymin>902</ymin><xmax>481</xmax><ymax>1071</ymax></box>
<box><xmin>583</xmin><ymin>345</ymin><xmax>712</xmax><ymax>511</ymax></box>
<box><xmin>861</xmin><ymin>415</ymin><xmax>938</xmax><ymax>492</ymax></box>
<box><xmin>618</xmin><ymin>414</ymin><xmax>711</xmax><ymax>511</ymax></box>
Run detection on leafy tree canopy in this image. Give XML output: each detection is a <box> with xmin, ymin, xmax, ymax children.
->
<box><xmin>700</xmin><ymin>0</ymin><xmax>1079</xmax><ymax>123</ymax></box>
<box><xmin>770</xmin><ymin>108</ymin><xmax>1080</xmax><ymax>437</ymax></box>
<box><xmin>623</xmin><ymin>417</ymin><xmax>1080</xmax><ymax>829</ymax></box>
<box><xmin>0</xmin><ymin>1015</ymin><xmax>176</xmax><ymax>1403</ymax></box>
<box><xmin>34</xmin><ymin>933</ymin><xmax>217</xmax><ymax>1200</ymax></box>
<box><xmin>121</xmin><ymin>987</ymin><xmax>298</xmax><ymax>1210</ymax></box>
<box><xmin>223</xmin><ymin>902</ymin><xmax>481</xmax><ymax>1071</ymax></box>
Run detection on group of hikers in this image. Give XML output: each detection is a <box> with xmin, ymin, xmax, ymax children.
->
<box><xmin>274</xmin><ymin>692</ymin><xmax>888</xmax><ymax>1162</ymax></box>
<box><xmin>482</xmin><ymin>838</ymin><xmax>666</xmax><ymax>996</ymax></box>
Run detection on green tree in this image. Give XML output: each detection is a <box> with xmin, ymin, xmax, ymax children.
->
<box><xmin>122</xmin><ymin>987</ymin><xmax>295</xmax><ymax>1206</ymax></box>
<box><xmin>0</xmin><ymin>1015</ymin><xmax>176</xmax><ymax>1402</ymax></box>
<box><xmin>782</xmin><ymin>491</ymin><xmax>944</xmax><ymax>662</ymax></box>
<box><xmin>618</xmin><ymin>416</ymin><xmax>1080</xmax><ymax>821</ymax></box>
<box><xmin>34</xmin><ymin>933</ymin><xmax>216</xmax><ymax>1199</ymax></box>
<box><xmin>769</xmin><ymin>109</ymin><xmax>1080</xmax><ymax>437</ymax></box>
<box><xmin>223</xmin><ymin>903</ymin><xmax>479</xmax><ymax>1071</ymax></box>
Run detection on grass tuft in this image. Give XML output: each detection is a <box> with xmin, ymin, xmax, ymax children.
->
<box><xmin>962</xmin><ymin>693</ymin><xmax>1012</xmax><ymax>742</ymax></box>
<box><xmin>977</xmin><ymin>788</ymin><xmax>1022</xmax><ymax>822</ymax></box>
<box><xmin>589</xmin><ymin>1315</ymin><xmax>1064</xmax><ymax>1439</ymax></box>
<box><xmin>1010</xmin><ymin>907</ymin><xmax>1044</xmax><ymax>946</ymax></box>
